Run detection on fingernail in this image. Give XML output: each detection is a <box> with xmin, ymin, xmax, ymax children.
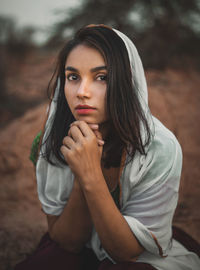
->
<box><xmin>98</xmin><ymin>140</ymin><xmax>105</xmax><ymax>145</ymax></box>
<box><xmin>91</xmin><ymin>124</ymin><xmax>98</xmax><ymax>129</ymax></box>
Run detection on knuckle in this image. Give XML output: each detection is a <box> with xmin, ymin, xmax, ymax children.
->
<box><xmin>60</xmin><ymin>145</ymin><xmax>65</xmax><ymax>153</ymax></box>
<box><xmin>76</xmin><ymin>145</ymin><xmax>82</xmax><ymax>153</ymax></box>
<box><xmin>71</xmin><ymin>120</ymin><xmax>80</xmax><ymax>127</ymax></box>
<box><xmin>69</xmin><ymin>126</ymin><xmax>75</xmax><ymax>135</ymax></box>
<box><xmin>81</xmin><ymin>140</ymin><xmax>87</xmax><ymax>148</ymax></box>
<box><xmin>62</xmin><ymin>137</ymin><xmax>67</xmax><ymax>144</ymax></box>
<box><xmin>79</xmin><ymin>120</ymin><xmax>86</xmax><ymax>127</ymax></box>
<box><xmin>63</xmin><ymin>136</ymin><xmax>69</xmax><ymax>145</ymax></box>
<box><xmin>71</xmin><ymin>125</ymin><xmax>77</xmax><ymax>131</ymax></box>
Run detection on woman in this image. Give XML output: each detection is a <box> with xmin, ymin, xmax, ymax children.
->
<box><xmin>15</xmin><ymin>24</ymin><xmax>200</xmax><ymax>270</ymax></box>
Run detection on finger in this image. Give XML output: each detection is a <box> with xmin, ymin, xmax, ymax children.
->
<box><xmin>69</xmin><ymin>125</ymin><xmax>84</xmax><ymax>142</ymax></box>
<box><xmin>98</xmin><ymin>144</ymin><xmax>103</xmax><ymax>157</ymax></box>
<box><xmin>97</xmin><ymin>139</ymin><xmax>104</xmax><ymax>146</ymax></box>
<box><xmin>70</xmin><ymin>121</ymin><xmax>94</xmax><ymax>137</ymax></box>
<box><xmin>93</xmin><ymin>130</ymin><xmax>103</xmax><ymax>140</ymax></box>
<box><xmin>63</xmin><ymin>136</ymin><xmax>76</xmax><ymax>149</ymax></box>
<box><xmin>70</xmin><ymin>122</ymin><xmax>104</xmax><ymax>146</ymax></box>
<box><xmin>71</xmin><ymin>122</ymin><xmax>99</xmax><ymax>131</ymax></box>
<box><xmin>60</xmin><ymin>145</ymin><xmax>70</xmax><ymax>158</ymax></box>
<box><xmin>87</xmin><ymin>123</ymin><xmax>99</xmax><ymax>131</ymax></box>
<box><xmin>93</xmin><ymin>130</ymin><xmax>105</xmax><ymax>145</ymax></box>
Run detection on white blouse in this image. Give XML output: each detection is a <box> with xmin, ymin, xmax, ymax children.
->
<box><xmin>36</xmin><ymin>116</ymin><xmax>200</xmax><ymax>270</ymax></box>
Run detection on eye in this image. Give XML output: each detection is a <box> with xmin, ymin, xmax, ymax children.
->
<box><xmin>96</xmin><ymin>74</ymin><xmax>107</xmax><ymax>81</ymax></box>
<box><xmin>66</xmin><ymin>73</ymin><xmax>79</xmax><ymax>81</ymax></box>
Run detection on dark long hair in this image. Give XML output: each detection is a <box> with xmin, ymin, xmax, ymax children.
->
<box><xmin>42</xmin><ymin>25</ymin><xmax>152</xmax><ymax>168</ymax></box>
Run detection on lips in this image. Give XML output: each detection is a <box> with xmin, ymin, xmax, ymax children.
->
<box><xmin>75</xmin><ymin>104</ymin><xmax>96</xmax><ymax>115</ymax></box>
<box><xmin>75</xmin><ymin>104</ymin><xmax>96</xmax><ymax>109</ymax></box>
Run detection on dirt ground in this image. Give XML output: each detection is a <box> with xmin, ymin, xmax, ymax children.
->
<box><xmin>0</xmin><ymin>54</ymin><xmax>199</xmax><ymax>269</ymax></box>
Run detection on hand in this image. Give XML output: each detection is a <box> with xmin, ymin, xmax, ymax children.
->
<box><xmin>61</xmin><ymin>121</ymin><xmax>103</xmax><ymax>181</ymax></box>
<box><xmin>69</xmin><ymin>122</ymin><xmax>104</xmax><ymax>147</ymax></box>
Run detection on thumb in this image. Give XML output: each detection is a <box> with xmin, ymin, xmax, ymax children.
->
<box><xmin>94</xmin><ymin>130</ymin><xmax>104</xmax><ymax>146</ymax></box>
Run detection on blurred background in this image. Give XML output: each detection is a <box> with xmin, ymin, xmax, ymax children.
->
<box><xmin>0</xmin><ymin>0</ymin><xmax>200</xmax><ymax>269</ymax></box>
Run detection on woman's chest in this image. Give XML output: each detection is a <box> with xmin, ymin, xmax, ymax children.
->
<box><xmin>101</xmin><ymin>166</ymin><xmax>120</xmax><ymax>192</ymax></box>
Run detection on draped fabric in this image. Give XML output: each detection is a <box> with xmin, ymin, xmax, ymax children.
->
<box><xmin>36</xmin><ymin>26</ymin><xmax>200</xmax><ymax>269</ymax></box>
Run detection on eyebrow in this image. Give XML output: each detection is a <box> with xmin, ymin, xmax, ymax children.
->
<box><xmin>65</xmin><ymin>65</ymin><xmax>107</xmax><ymax>72</ymax></box>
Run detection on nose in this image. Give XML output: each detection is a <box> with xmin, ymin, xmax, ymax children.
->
<box><xmin>77</xmin><ymin>79</ymin><xmax>91</xmax><ymax>99</ymax></box>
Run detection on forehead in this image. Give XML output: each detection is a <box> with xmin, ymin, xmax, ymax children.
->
<box><xmin>65</xmin><ymin>44</ymin><xmax>105</xmax><ymax>67</ymax></box>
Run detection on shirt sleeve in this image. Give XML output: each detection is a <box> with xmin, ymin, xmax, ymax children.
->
<box><xmin>36</xmin><ymin>81</ymin><xmax>74</xmax><ymax>216</ymax></box>
<box><xmin>121</xmin><ymin>131</ymin><xmax>183</xmax><ymax>257</ymax></box>
<box><xmin>36</xmin><ymin>155</ymin><xmax>74</xmax><ymax>216</ymax></box>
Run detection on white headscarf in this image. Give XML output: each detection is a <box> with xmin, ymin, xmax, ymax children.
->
<box><xmin>113</xmin><ymin>29</ymin><xmax>154</xmax><ymax>145</ymax></box>
<box><xmin>113</xmin><ymin>29</ymin><xmax>148</xmax><ymax>113</ymax></box>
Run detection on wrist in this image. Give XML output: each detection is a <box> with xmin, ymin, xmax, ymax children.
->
<box><xmin>80</xmin><ymin>167</ymin><xmax>105</xmax><ymax>191</ymax></box>
<box><xmin>73</xmin><ymin>177</ymin><xmax>82</xmax><ymax>191</ymax></box>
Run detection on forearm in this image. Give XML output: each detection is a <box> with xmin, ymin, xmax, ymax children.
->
<box><xmin>59</xmin><ymin>120</ymin><xmax>143</xmax><ymax>260</ymax></box>
<box><xmin>80</xmin><ymin>172</ymin><xmax>144</xmax><ymax>262</ymax></box>
<box><xmin>48</xmin><ymin>179</ymin><xmax>93</xmax><ymax>252</ymax></box>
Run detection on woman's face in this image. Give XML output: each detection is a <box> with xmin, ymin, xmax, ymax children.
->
<box><xmin>64</xmin><ymin>44</ymin><xmax>107</xmax><ymax>125</ymax></box>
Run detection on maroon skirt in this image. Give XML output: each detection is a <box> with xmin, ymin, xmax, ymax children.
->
<box><xmin>14</xmin><ymin>226</ymin><xmax>200</xmax><ymax>270</ymax></box>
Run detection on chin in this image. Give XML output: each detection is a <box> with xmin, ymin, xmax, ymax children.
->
<box><xmin>75</xmin><ymin>116</ymin><xmax>99</xmax><ymax>124</ymax></box>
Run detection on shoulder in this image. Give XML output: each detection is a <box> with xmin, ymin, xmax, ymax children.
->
<box><xmin>146</xmin><ymin>117</ymin><xmax>182</xmax><ymax>165</ymax></box>
<box><xmin>123</xmin><ymin>117</ymin><xmax>182</xmax><ymax>192</ymax></box>
<box><xmin>142</xmin><ymin>117</ymin><xmax>183</xmax><ymax>188</ymax></box>
<box><xmin>36</xmin><ymin>156</ymin><xmax>74</xmax><ymax>215</ymax></box>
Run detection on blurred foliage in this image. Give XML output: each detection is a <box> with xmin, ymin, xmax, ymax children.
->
<box><xmin>0</xmin><ymin>16</ymin><xmax>36</xmax><ymax>58</ymax></box>
<box><xmin>47</xmin><ymin>0</ymin><xmax>200</xmax><ymax>69</ymax></box>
